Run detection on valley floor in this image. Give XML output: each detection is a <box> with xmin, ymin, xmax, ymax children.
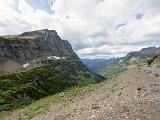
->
<box><xmin>2</xmin><ymin>67</ymin><xmax>160</xmax><ymax>120</ymax></box>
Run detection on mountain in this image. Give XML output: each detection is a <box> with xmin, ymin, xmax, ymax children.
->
<box><xmin>100</xmin><ymin>47</ymin><xmax>160</xmax><ymax>78</ymax></box>
<box><xmin>0</xmin><ymin>29</ymin><xmax>105</xmax><ymax>111</ymax></box>
<box><xmin>81</xmin><ymin>58</ymin><xmax>118</xmax><ymax>72</ymax></box>
<box><xmin>124</xmin><ymin>47</ymin><xmax>160</xmax><ymax>64</ymax></box>
<box><xmin>0</xmin><ymin>29</ymin><xmax>78</xmax><ymax>74</ymax></box>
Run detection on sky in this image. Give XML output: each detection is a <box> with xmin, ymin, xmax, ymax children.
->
<box><xmin>0</xmin><ymin>0</ymin><xmax>160</xmax><ymax>58</ymax></box>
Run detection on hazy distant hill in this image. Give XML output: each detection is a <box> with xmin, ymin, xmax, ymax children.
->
<box><xmin>81</xmin><ymin>58</ymin><xmax>118</xmax><ymax>72</ymax></box>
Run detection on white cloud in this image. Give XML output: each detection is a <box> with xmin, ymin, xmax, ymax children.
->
<box><xmin>0</xmin><ymin>0</ymin><xmax>160</xmax><ymax>58</ymax></box>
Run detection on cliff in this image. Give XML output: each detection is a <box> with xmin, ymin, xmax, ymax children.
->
<box><xmin>0</xmin><ymin>29</ymin><xmax>79</xmax><ymax>74</ymax></box>
<box><xmin>0</xmin><ymin>29</ymin><xmax>78</xmax><ymax>64</ymax></box>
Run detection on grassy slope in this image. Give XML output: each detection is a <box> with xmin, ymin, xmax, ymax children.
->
<box><xmin>0</xmin><ymin>59</ymin><xmax>104</xmax><ymax>112</ymax></box>
<box><xmin>0</xmin><ymin>81</ymin><xmax>109</xmax><ymax>120</ymax></box>
<box><xmin>0</xmin><ymin>87</ymin><xmax>83</xmax><ymax>119</ymax></box>
<box><xmin>100</xmin><ymin>56</ymin><xmax>149</xmax><ymax>78</ymax></box>
<box><xmin>100</xmin><ymin>61</ymin><xmax>128</xmax><ymax>79</ymax></box>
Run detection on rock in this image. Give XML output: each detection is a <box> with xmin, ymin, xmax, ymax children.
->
<box><xmin>137</xmin><ymin>86</ymin><xmax>148</xmax><ymax>97</ymax></box>
<box><xmin>137</xmin><ymin>87</ymin><xmax>143</xmax><ymax>91</ymax></box>
<box><xmin>89</xmin><ymin>114</ymin><xmax>96</xmax><ymax>119</ymax></box>
<box><xmin>91</xmin><ymin>103</ymin><xmax>100</xmax><ymax>110</ymax></box>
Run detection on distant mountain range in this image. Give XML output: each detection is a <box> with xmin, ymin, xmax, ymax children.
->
<box><xmin>81</xmin><ymin>58</ymin><xmax>118</xmax><ymax>72</ymax></box>
<box><xmin>100</xmin><ymin>47</ymin><xmax>160</xmax><ymax>78</ymax></box>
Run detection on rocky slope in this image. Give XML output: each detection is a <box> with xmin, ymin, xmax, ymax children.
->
<box><xmin>151</xmin><ymin>55</ymin><xmax>160</xmax><ymax>67</ymax></box>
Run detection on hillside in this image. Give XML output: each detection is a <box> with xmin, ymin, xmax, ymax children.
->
<box><xmin>0</xmin><ymin>29</ymin><xmax>105</xmax><ymax>112</ymax></box>
<box><xmin>81</xmin><ymin>58</ymin><xmax>118</xmax><ymax>72</ymax></box>
<box><xmin>150</xmin><ymin>55</ymin><xmax>160</xmax><ymax>67</ymax></box>
<box><xmin>1</xmin><ymin>66</ymin><xmax>160</xmax><ymax>120</ymax></box>
<box><xmin>100</xmin><ymin>47</ymin><xmax>160</xmax><ymax>78</ymax></box>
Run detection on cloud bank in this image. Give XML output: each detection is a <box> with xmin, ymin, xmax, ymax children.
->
<box><xmin>0</xmin><ymin>0</ymin><xmax>160</xmax><ymax>58</ymax></box>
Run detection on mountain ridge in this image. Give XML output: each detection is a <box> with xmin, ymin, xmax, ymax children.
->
<box><xmin>0</xmin><ymin>29</ymin><xmax>79</xmax><ymax>74</ymax></box>
<box><xmin>100</xmin><ymin>46</ymin><xmax>160</xmax><ymax>78</ymax></box>
<box><xmin>0</xmin><ymin>29</ymin><xmax>78</xmax><ymax>63</ymax></box>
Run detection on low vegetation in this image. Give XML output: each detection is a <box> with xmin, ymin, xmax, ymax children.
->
<box><xmin>0</xmin><ymin>59</ymin><xmax>104</xmax><ymax>112</ymax></box>
<box><xmin>0</xmin><ymin>80</ymin><xmax>108</xmax><ymax>120</ymax></box>
<box><xmin>100</xmin><ymin>62</ymin><xmax>128</xmax><ymax>78</ymax></box>
<box><xmin>148</xmin><ymin>55</ymin><xmax>159</xmax><ymax>66</ymax></box>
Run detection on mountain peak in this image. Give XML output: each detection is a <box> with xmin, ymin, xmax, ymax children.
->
<box><xmin>30</xmin><ymin>29</ymin><xmax>57</xmax><ymax>34</ymax></box>
<box><xmin>0</xmin><ymin>29</ymin><xmax>78</xmax><ymax>66</ymax></box>
<box><xmin>18</xmin><ymin>29</ymin><xmax>57</xmax><ymax>39</ymax></box>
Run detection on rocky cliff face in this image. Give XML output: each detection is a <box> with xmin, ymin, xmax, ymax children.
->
<box><xmin>0</xmin><ymin>29</ymin><xmax>78</xmax><ymax>64</ymax></box>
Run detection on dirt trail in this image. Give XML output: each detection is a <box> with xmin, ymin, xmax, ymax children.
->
<box><xmin>141</xmin><ymin>67</ymin><xmax>160</xmax><ymax>74</ymax></box>
<box><xmin>4</xmin><ymin>67</ymin><xmax>160</xmax><ymax>120</ymax></box>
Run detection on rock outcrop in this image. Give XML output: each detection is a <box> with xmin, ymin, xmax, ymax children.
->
<box><xmin>0</xmin><ymin>29</ymin><xmax>78</xmax><ymax>64</ymax></box>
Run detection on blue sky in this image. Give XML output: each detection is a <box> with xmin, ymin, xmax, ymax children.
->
<box><xmin>0</xmin><ymin>0</ymin><xmax>160</xmax><ymax>58</ymax></box>
<box><xmin>27</xmin><ymin>0</ymin><xmax>54</xmax><ymax>14</ymax></box>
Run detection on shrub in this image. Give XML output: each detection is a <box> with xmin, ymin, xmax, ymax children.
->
<box><xmin>148</xmin><ymin>55</ymin><xmax>159</xmax><ymax>66</ymax></box>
